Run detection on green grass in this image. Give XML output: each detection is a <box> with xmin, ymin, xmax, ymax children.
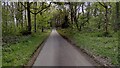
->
<box><xmin>58</xmin><ymin>28</ymin><xmax>118</xmax><ymax>65</ymax></box>
<box><xmin>2</xmin><ymin>30</ymin><xmax>51</xmax><ymax>66</ymax></box>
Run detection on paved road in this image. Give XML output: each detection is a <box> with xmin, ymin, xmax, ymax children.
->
<box><xmin>33</xmin><ymin>29</ymin><xmax>95</xmax><ymax>66</ymax></box>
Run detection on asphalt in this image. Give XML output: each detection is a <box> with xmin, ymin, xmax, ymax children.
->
<box><xmin>33</xmin><ymin>29</ymin><xmax>95</xmax><ymax>66</ymax></box>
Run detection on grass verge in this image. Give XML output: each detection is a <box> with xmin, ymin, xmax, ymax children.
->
<box><xmin>57</xmin><ymin>28</ymin><xmax>118</xmax><ymax>65</ymax></box>
<box><xmin>2</xmin><ymin>30</ymin><xmax>51</xmax><ymax>67</ymax></box>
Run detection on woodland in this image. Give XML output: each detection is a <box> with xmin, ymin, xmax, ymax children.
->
<box><xmin>1</xmin><ymin>1</ymin><xmax>120</xmax><ymax>66</ymax></box>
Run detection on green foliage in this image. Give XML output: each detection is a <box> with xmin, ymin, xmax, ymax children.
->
<box><xmin>34</xmin><ymin>11</ymin><xmax>52</xmax><ymax>30</ymax></box>
<box><xmin>2</xmin><ymin>30</ymin><xmax>50</xmax><ymax>66</ymax></box>
<box><xmin>20</xmin><ymin>30</ymin><xmax>30</xmax><ymax>35</ymax></box>
<box><xmin>58</xmin><ymin>28</ymin><xmax>118</xmax><ymax>65</ymax></box>
<box><xmin>2</xmin><ymin>1</ymin><xmax>119</xmax><ymax>66</ymax></box>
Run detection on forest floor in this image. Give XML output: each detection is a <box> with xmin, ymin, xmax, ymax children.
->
<box><xmin>2</xmin><ymin>29</ymin><xmax>51</xmax><ymax>66</ymax></box>
<box><xmin>57</xmin><ymin>28</ymin><xmax>118</xmax><ymax>65</ymax></box>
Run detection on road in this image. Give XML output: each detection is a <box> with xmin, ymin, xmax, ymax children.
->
<box><xmin>33</xmin><ymin>29</ymin><xmax>96</xmax><ymax>66</ymax></box>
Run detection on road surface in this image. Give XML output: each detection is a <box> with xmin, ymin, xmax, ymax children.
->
<box><xmin>33</xmin><ymin>29</ymin><xmax>95</xmax><ymax>66</ymax></box>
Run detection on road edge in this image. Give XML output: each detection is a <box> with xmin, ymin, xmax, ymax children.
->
<box><xmin>23</xmin><ymin>31</ymin><xmax>51</xmax><ymax>68</ymax></box>
<box><xmin>57</xmin><ymin>30</ymin><xmax>112</xmax><ymax>67</ymax></box>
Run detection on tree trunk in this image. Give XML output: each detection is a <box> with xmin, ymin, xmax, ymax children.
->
<box><xmin>70</xmin><ymin>3</ymin><xmax>74</xmax><ymax>24</ymax></box>
<box><xmin>21</xmin><ymin>12</ymin><xmax>23</xmax><ymax>29</ymax></box>
<box><xmin>20</xmin><ymin>3</ymin><xmax>23</xmax><ymax>29</ymax></box>
<box><xmin>82</xmin><ymin>3</ymin><xmax>84</xmax><ymax>16</ymax></box>
<box><xmin>98</xmin><ymin>22</ymin><xmax>101</xmax><ymax>29</ymax></box>
<box><xmin>42</xmin><ymin>26</ymin><xmax>44</xmax><ymax>32</ymax></box>
<box><xmin>79</xmin><ymin>3</ymin><xmax>85</xmax><ymax>31</ymax></box>
<box><xmin>34</xmin><ymin>14</ymin><xmax>36</xmax><ymax>32</ymax></box>
<box><xmin>114</xmin><ymin>2</ymin><xmax>119</xmax><ymax>32</ymax></box>
<box><xmin>6</xmin><ymin>2</ymin><xmax>8</xmax><ymax>32</ymax></box>
<box><xmin>25</xmin><ymin>10</ymin><xmax>27</xmax><ymax>30</ymax></box>
<box><xmin>98</xmin><ymin>2</ymin><xmax>109</xmax><ymax>36</ymax></box>
<box><xmin>74</xmin><ymin>4</ymin><xmax>79</xmax><ymax>30</ymax></box>
<box><xmin>86</xmin><ymin>2</ymin><xmax>90</xmax><ymax>24</ymax></box>
<box><xmin>34</xmin><ymin>2</ymin><xmax>37</xmax><ymax>32</ymax></box>
<box><xmin>27</xmin><ymin>2</ymin><xmax>31</xmax><ymax>33</ymax></box>
<box><xmin>94</xmin><ymin>4</ymin><xmax>97</xmax><ymax>17</ymax></box>
<box><xmin>104</xmin><ymin>6</ymin><xmax>109</xmax><ymax>36</ymax></box>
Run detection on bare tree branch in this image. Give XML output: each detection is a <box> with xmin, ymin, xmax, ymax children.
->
<box><xmin>20</xmin><ymin>2</ymin><xmax>27</xmax><ymax>9</ymax></box>
<box><xmin>35</xmin><ymin>2</ymin><xmax>51</xmax><ymax>14</ymax></box>
<box><xmin>98</xmin><ymin>2</ymin><xmax>106</xmax><ymax>8</ymax></box>
<box><xmin>20</xmin><ymin>2</ymin><xmax>51</xmax><ymax>15</ymax></box>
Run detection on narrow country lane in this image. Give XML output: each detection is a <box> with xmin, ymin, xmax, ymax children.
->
<box><xmin>33</xmin><ymin>29</ymin><xmax>95</xmax><ymax>66</ymax></box>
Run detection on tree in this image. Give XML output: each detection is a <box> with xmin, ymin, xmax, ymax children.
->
<box><xmin>99</xmin><ymin>2</ymin><xmax>109</xmax><ymax>36</ymax></box>
<box><xmin>114</xmin><ymin>2</ymin><xmax>120</xmax><ymax>32</ymax></box>
<box><xmin>20</xmin><ymin>2</ymin><xmax>51</xmax><ymax>33</ymax></box>
<box><xmin>69</xmin><ymin>2</ymin><xmax>82</xmax><ymax>30</ymax></box>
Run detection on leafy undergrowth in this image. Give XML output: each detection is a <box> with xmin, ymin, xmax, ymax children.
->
<box><xmin>58</xmin><ymin>28</ymin><xmax>118</xmax><ymax>65</ymax></box>
<box><xmin>2</xmin><ymin>30</ymin><xmax>51</xmax><ymax>66</ymax></box>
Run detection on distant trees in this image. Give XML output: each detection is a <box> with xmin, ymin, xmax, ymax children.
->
<box><xmin>69</xmin><ymin>2</ymin><xmax>80</xmax><ymax>30</ymax></box>
<box><xmin>2</xmin><ymin>2</ymin><xmax>15</xmax><ymax>36</ymax></box>
<box><xmin>98</xmin><ymin>2</ymin><xmax>110</xmax><ymax>36</ymax></box>
<box><xmin>53</xmin><ymin>2</ymin><xmax>119</xmax><ymax>37</ymax></box>
<box><xmin>2</xmin><ymin>2</ymin><xmax>51</xmax><ymax>36</ymax></box>
<box><xmin>20</xmin><ymin>2</ymin><xmax>51</xmax><ymax>33</ymax></box>
<box><xmin>2</xmin><ymin>2</ymin><xmax>120</xmax><ymax>37</ymax></box>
